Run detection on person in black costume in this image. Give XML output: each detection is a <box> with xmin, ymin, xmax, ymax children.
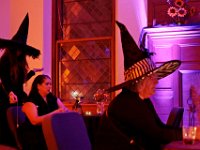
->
<box><xmin>0</xmin><ymin>13</ymin><xmax>41</xmax><ymax>146</ymax></box>
<box><xmin>94</xmin><ymin>21</ymin><xmax>182</xmax><ymax>150</ymax></box>
<box><xmin>19</xmin><ymin>74</ymin><xmax>69</xmax><ymax>150</ymax></box>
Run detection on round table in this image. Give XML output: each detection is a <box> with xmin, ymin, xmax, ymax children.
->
<box><xmin>162</xmin><ymin>140</ymin><xmax>200</xmax><ymax>150</ymax></box>
<box><xmin>83</xmin><ymin>115</ymin><xmax>101</xmax><ymax>149</ymax></box>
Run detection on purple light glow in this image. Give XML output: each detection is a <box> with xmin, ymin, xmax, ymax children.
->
<box><xmin>43</xmin><ymin>0</ymin><xmax>52</xmax><ymax>76</ymax></box>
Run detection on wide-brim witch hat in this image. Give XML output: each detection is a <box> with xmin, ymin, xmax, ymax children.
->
<box><xmin>106</xmin><ymin>21</ymin><xmax>181</xmax><ymax>93</ymax></box>
<box><xmin>0</xmin><ymin>13</ymin><xmax>40</xmax><ymax>58</ymax></box>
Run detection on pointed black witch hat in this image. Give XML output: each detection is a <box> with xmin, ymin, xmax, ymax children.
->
<box><xmin>0</xmin><ymin>13</ymin><xmax>40</xmax><ymax>58</ymax></box>
<box><xmin>106</xmin><ymin>21</ymin><xmax>181</xmax><ymax>93</ymax></box>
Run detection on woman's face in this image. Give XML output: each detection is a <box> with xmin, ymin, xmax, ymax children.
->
<box><xmin>138</xmin><ymin>74</ymin><xmax>158</xmax><ymax>99</ymax></box>
<box><xmin>38</xmin><ymin>78</ymin><xmax>52</xmax><ymax>96</ymax></box>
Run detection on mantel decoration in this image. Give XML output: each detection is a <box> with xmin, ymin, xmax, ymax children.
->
<box><xmin>93</xmin><ymin>89</ymin><xmax>109</xmax><ymax>115</ymax></box>
<box><xmin>188</xmin><ymin>86</ymin><xmax>196</xmax><ymax>126</ymax></box>
<box><xmin>93</xmin><ymin>89</ymin><xmax>109</xmax><ymax>102</ymax></box>
<box><xmin>167</xmin><ymin>0</ymin><xmax>196</xmax><ymax>25</ymax></box>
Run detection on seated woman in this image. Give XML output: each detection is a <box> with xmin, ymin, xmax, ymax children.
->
<box><xmin>94</xmin><ymin>21</ymin><xmax>182</xmax><ymax>150</ymax></box>
<box><xmin>19</xmin><ymin>74</ymin><xmax>69</xmax><ymax>150</ymax></box>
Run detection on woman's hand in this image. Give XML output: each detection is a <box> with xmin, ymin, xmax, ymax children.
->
<box><xmin>9</xmin><ymin>91</ymin><xmax>18</xmax><ymax>104</ymax></box>
<box><xmin>56</xmin><ymin>107</ymin><xmax>68</xmax><ymax>113</ymax></box>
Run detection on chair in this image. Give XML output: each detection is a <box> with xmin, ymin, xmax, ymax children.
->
<box><xmin>6</xmin><ymin>106</ymin><xmax>26</xmax><ymax>150</ymax></box>
<box><xmin>42</xmin><ymin>112</ymin><xmax>92</xmax><ymax>150</ymax></box>
<box><xmin>166</xmin><ymin>107</ymin><xmax>184</xmax><ymax>128</ymax></box>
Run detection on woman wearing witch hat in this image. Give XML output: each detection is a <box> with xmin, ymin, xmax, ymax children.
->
<box><xmin>94</xmin><ymin>21</ymin><xmax>182</xmax><ymax>150</ymax></box>
<box><xmin>0</xmin><ymin>13</ymin><xmax>42</xmax><ymax>146</ymax></box>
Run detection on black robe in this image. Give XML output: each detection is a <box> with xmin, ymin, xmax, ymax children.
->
<box><xmin>94</xmin><ymin>88</ymin><xmax>182</xmax><ymax>150</ymax></box>
<box><xmin>0</xmin><ymin>54</ymin><xmax>35</xmax><ymax>146</ymax></box>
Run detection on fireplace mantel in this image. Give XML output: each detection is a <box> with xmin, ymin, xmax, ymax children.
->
<box><xmin>141</xmin><ymin>25</ymin><xmax>200</xmax><ymax>123</ymax></box>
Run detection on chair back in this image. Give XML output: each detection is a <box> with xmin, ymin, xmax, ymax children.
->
<box><xmin>42</xmin><ymin>112</ymin><xmax>92</xmax><ymax>150</ymax></box>
<box><xmin>6</xmin><ymin>106</ymin><xmax>26</xmax><ymax>150</ymax></box>
<box><xmin>166</xmin><ymin>107</ymin><xmax>184</xmax><ymax>128</ymax></box>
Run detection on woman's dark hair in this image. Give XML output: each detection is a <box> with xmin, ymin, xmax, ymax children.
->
<box><xmin>29</xmin><ymin>74</ymin><xmax>51</xmax><ymax>97</ymax></box>
<box><xmin>3</xmin><ymin>48</ymin><xmax>28</xmax><ymax>83</ymax></box>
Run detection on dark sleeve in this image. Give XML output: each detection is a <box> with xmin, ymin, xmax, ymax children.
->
<box><xmin>146</xmin><ymin>99</ymin><xmax>172</xmax><ymax>128</ymax></box>
<box><xmin>25</xmin><ymin>70</ymin><xmax>35</xmax><ymax>82</ymax></box>
<box><xmin>0</xmin><ymin>57</ymin><xmax>12</xmax><ymax>94</ymax></box>
<box><xmin>111</xmin><ymin>92</ymin><xmax>182</xmax><ymax>145</ymax></box>
<box><xmin>134</xmin><ymin>99</ymin><xmax>182</xmax><ymax>143</ymax></box>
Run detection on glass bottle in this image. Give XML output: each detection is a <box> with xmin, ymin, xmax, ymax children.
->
<box><xmin>187</xmin><ymin>94</ymin><xmax>196</xmax><ymax>126</ymax></box>
<box><xmin>72</xmin><ymin>97</ymin><xmax>83</xmax><ymax>115</ymax></box>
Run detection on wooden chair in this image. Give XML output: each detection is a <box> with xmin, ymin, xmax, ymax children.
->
<box><xmin>6</xmin><ymin>106</ymin><xmax>25</xmax><ymax>150</ymax></box>
<box><xmin>166</xmin><ymin>107</ymin><xmax>184</xmax><ymax>128</ymax></box>
<box><xmin>42</xmin><ymin>112</ymin><xmax>92</xmax><ymax>150</ymax></box>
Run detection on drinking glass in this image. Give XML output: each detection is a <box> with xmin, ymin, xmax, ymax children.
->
<box><xmin>182</xmin><ymin>126</ymin><xmax>197</xmax><ymax>144</ymax></box>
<box><xmin>96</xmin><ymin>101</ymin><xmax>104</xmax><ymax>115</ymax></box>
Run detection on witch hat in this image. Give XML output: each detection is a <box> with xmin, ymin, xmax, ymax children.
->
<box><xmin>106</xmin><ymin>21</ymin><xmax>181</xmax><ymax>93</ymax></box>
<box><xmin>0</xmin><ymin>13</ymin><xmax>40</xmax><ymax>58</ymax></box>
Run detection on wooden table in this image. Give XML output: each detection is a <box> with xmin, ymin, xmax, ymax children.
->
<box><xmin>163</xmin><ymin>127</ymin><xmax>200</xmax><ymax>150</ymax></box>
<box><xmin>162</xmin><ymin>140</ymin><xmax>200</xmax><ymax>150</ymax></box>
<box><xmin>83</xmin><ymin>115</ymin><xmax>102</xmax><ymax>149</ymax></box>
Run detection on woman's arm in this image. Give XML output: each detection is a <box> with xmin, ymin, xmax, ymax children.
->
<box><xmin>25</xmin><ymin>70</ymin><xmax>35</xmax><ymax>82</ymax></box>
<box><xmin>22</xmin><ymin>102</ymin><xmax>66</xmax><ymax>125</ymax></box>
<box><xmin>25</xmin><ymin>68</ymin><xmax>44</xmax><ymax>82</ymax></box>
